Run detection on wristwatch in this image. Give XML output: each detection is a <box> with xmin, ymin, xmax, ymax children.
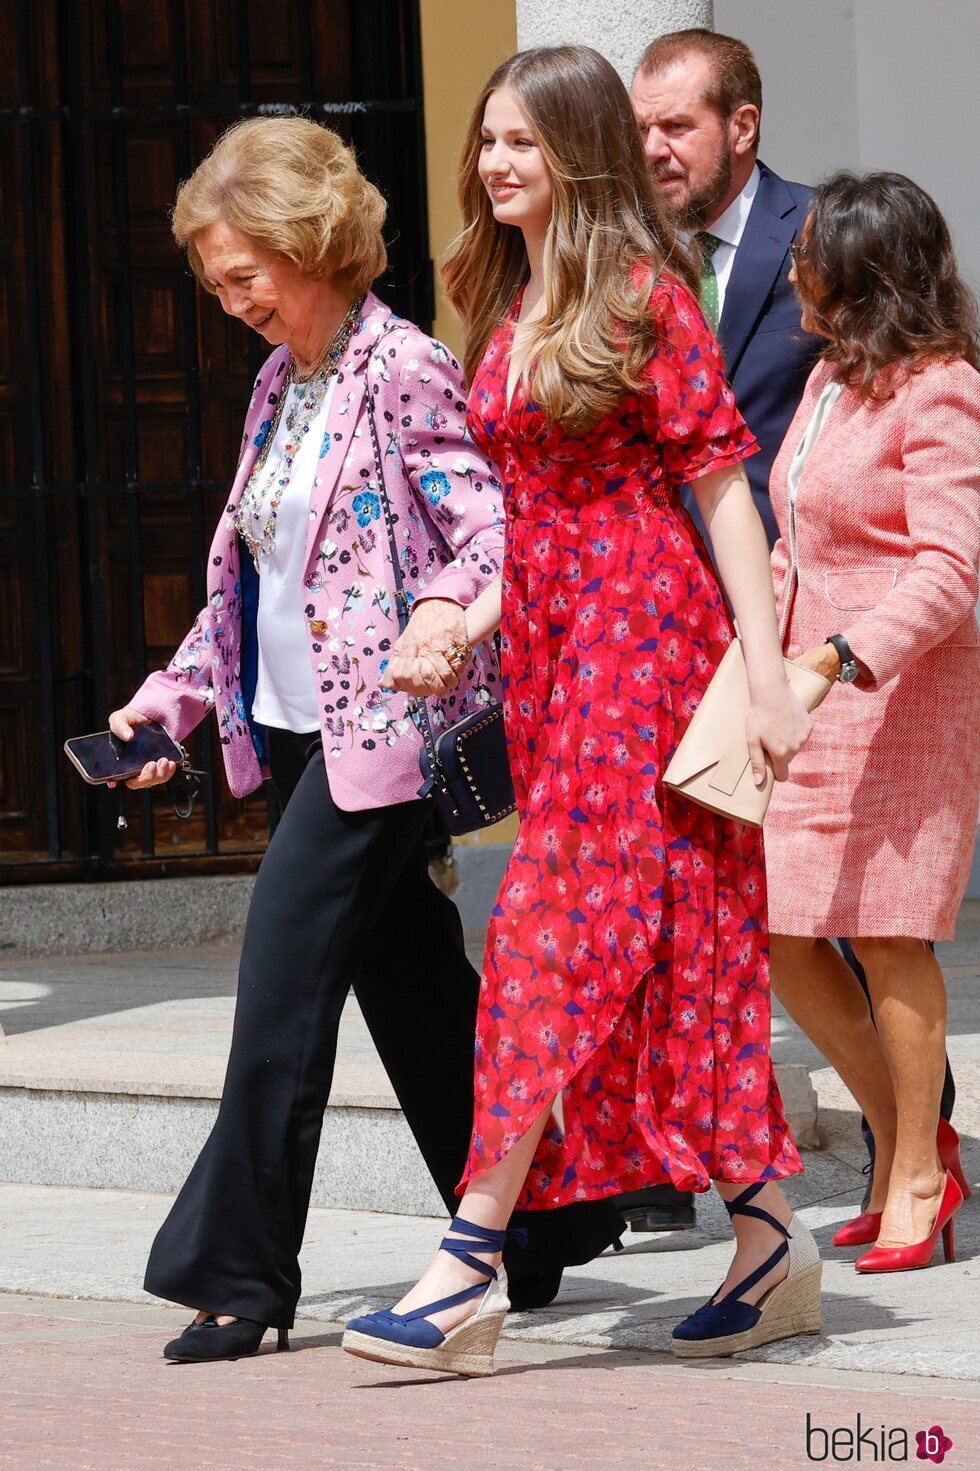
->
<box><xmin>825</xmin><ymin>633</ymin><xmax>860</xmax><ymax>683</ymax></box>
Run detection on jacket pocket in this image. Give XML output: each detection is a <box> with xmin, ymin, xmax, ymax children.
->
<box><xmin>823</xmin><ymin>567</ymin><xmax>898</xmax><ymax>611</ymax></box>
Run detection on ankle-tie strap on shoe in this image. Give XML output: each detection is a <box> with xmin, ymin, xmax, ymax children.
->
<box><xmin>443</xmin><ymin>1215</ymin><xmax>528</xmax><ymax>1250</ymax></box>
<box><xmin>722</xmin><ymin>1181</ymin><xmax>792</xmax><ymax>1235</ymax></box>
<box><xmin>343</xmin><ymin>1214</ymin><xmax>514</xmax><ymax>1352</ymax></box>
<box><xmin>394</xmin><ymin>1216</ymin><xmax>511</xmax><ymax>1326</ymax></box>
<box><xmin>376</xmin><ymin>1212</ymin><xmax>506</xmax><ymax>1329</ymax></box>
<box><xmin>673</xmin><ymin>1183</ymin><xmax>793</xmax><ymax>1343</ymax></box>
<box><xmin>715</xmin><ymin>1182</ymin><xmax>791</xmax><ymax>1305</ymax></box>
<box><xmin>436</xmin><ymin>1215</ymin><xmax>512</xmax><ymax>1275</ymax></box>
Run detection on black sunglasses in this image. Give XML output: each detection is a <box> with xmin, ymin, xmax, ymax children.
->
<box><xmin>789</xmin><ymin>241</ymin><xmax>810</xmax><ymax>268</ymax></box>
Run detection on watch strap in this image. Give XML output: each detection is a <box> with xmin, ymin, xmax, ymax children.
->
<box><xmin>826</xmin><ymin>633</ymin><xmax>859</xmax><ymax>681</ymax></box>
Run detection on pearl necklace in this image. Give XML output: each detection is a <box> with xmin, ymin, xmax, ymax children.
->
<box><xmin>236</xmin><ymin>294</ymin><xmax>365</xmax><ymax>569</ymax></box>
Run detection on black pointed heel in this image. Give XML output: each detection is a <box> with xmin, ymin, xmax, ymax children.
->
<box><xmin>163</xmin><ymin>1317</ymin><xmax>289</xmax><ymax>1363</ymax></box>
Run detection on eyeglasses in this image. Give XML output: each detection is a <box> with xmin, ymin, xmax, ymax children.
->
<box><xmin>789</xmin><ymin>241</ymin><xmax>810</xmax><ymax>268</ymax></box>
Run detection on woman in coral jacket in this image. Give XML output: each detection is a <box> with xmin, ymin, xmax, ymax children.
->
<box><xmin>108</xmin><ymin>116</ymin><xmax>621</xmax><ymax>1363</ymax></box>
<box><xmin>765</xmin><ymin>171</ymin><xmax>980</xmax><ymax>1276</ymax></box>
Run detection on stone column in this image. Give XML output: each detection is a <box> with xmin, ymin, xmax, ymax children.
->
<box><xmin>516</xmin><ymin>0</ymin><xmax>713</xmax><ymax>84</ymax></box>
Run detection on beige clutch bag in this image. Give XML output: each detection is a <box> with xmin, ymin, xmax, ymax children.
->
<box><xmin>663</xmin><ymin>639</ymin><xmax>832</xmax><ymax>827</ymax></box>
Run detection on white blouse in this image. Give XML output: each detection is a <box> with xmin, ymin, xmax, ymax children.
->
<box><xmin>251</xmin><ymin>377</ymin><xmax>337</xmax><ymax>733</ymax></box>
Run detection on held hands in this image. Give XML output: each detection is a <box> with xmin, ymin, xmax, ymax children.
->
<box><xmin>107</xmin><ymin>706</ymin><xmax>177</xmax><ymax>790</ymax></box>
<box><xmin>381</xmin><ymin>598</ymin><xmax>470</xmax><ymax>699</ymax></box>
<box><xmin>745</xmin><ymin>681</ymin><xmax>813</xmax><ymax>787</ymax></box>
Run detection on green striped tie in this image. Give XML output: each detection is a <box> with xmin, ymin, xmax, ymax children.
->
<box><xmin>695</xmin><ymin>231</ymin><xmax>724</xmax><ymax>332</ymax></box>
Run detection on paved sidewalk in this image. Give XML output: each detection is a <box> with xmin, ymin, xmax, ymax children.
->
<box><xmin>1</xmin><ymin>1170</ymin><xmax>977</xmax><ymax>1380</ymax></box>
<box><xmin>2</xmin><ymin>1294</ymin><xmax>979</xmax><ymax>1471</ymax></box>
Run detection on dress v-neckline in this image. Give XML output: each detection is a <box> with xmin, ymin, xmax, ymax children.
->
<box><xmin>504</xmin><ymin>285</ymin><xmax>529</xmax><ymax>417</ymax></box>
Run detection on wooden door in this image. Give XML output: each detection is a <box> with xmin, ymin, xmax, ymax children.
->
<box><xmin>0</xmin><ymin>0</ymin><xmax>430</xmax><ymax>878</ymax></box>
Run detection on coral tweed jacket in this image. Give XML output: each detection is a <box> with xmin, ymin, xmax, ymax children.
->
<box><xmin>764</xmin><ymin>357</ymin><xmax>980</xmax><ymax>940</ymax></box>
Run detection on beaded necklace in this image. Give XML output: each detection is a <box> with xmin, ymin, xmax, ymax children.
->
<box><xmin>236</xmin><ymin>294</ymin><xmax>365</xmax><ymax>569</ymax></box>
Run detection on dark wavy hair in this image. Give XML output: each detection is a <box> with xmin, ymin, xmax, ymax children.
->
<box><xmin>798</xmin><ymin>170</ymin><xmax>980</xmax><ymax>403</ymax></box>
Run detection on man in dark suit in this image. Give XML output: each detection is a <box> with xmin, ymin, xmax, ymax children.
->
<box><xmin>631</xmin><ymin>27</ymin><xmax>815</xmax><ymax>545</ymax></box>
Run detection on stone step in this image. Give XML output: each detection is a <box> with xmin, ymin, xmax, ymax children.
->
<box><xmin>0</xmin><ymin>941</ymin><xmax>819</xmax><ymax>1213</ymax></box>
<box><xmin>0</xmin><ymin>1083</ymin><xmax>445</xmax><ymax>1217</ymax></box>
<box><xmin>3</xmin><ymin>877</ymin><xmax>974</xmax><ymax>1196</ymax></box>
<box><xmin>5</xmin><ymin>902</ymin><xmax>978</xmax><ymax>1218</ymax></box>
<box><xmin>0</xmin><ymin>1063</ymin><xmax>818</xmax><ymax>1216</ymax></box>
<box><xmin>0</xmin><ymin>950</ymin><xmax>446</xmax><ymax>1215</ymax></box>
<box><xmin>0</xmin><ymin>846</ymin><xmax>512</xmax><ymax>958</ymax></box>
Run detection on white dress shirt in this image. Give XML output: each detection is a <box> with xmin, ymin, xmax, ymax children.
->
<box><xmin>703</xmin><ymin>164</ymin><xmax>761</xmax><ymax>322</ymax></box>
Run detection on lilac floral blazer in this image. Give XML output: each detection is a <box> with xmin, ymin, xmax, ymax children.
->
<box><xmin>132</xmin><ymin>293</ymin><xmax>505</xmax><ymax>810</ymax></box>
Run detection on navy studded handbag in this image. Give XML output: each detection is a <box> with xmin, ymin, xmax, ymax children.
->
<box><xmin>415</xmin><ymin>699</ymin><xmax>517</xmax><ymax>836</ymax></box>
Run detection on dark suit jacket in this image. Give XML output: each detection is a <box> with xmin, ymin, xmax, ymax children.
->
<box><xmin>689</xmin><ymin>161</ymin><xmax>821</xmax><ymax>549</ymax></box>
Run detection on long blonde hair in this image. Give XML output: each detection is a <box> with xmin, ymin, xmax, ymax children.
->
<box><xmin>442</xmin><ymin>46</ymin><xmax>698</xmax><ymax>434</ymax></box>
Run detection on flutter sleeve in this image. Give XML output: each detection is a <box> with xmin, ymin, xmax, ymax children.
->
<box><xmin>641</xmin><ymin>275</ymin><xmax>759</xmax><ymax>483</ymax></box>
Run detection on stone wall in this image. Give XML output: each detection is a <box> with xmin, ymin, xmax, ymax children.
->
<box><xmin>516</xmin><ymin>0</ymin><xmax>713</xmax><ymax>82</ymax></box>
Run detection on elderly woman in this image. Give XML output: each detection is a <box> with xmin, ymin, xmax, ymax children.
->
<box><xmin>109</xmin><ymin>116</ymin><xmax>621</xmax><ymax>1362</ymax></box>
<box><xmin>766</xmin><ymin>171</ymin><xmax>979</xmax><ymax>1275</ymax></box>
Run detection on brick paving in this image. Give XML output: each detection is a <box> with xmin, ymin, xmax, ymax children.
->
<box><xmin>2</xmin><ymin>1299</ymin><xmax>979</xmax><ymax>1471</ymax></box>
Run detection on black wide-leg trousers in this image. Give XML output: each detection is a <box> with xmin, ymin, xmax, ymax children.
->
<box><xmin>144</xmin><ymin>731</ymin><xmax>621</xmax><ymax>1328</ymax></box>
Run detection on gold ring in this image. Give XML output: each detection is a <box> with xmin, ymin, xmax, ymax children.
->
<box><xmin>444</xmin><ymin>638</ymin><xmax>472</xmax><ymax>671</ymax></box>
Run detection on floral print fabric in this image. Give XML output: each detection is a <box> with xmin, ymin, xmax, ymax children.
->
<box><xmin>461</xmin><ymin>274</ymin><xmax>802</xmax><ymax>1207</ymax></box>
<box><xmin>131</xmin><ymin>294</ymin><xmax>506</xmax><ymax>811</ymax></box>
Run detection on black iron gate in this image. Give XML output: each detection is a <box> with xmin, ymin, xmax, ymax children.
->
<box><xmin>0</xmin><ymin>0</ymin><xmax>431</xmax><ymax>881</ymax></box>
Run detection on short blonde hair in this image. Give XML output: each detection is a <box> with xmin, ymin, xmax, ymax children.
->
<box><xmin>172</xmin><ymin>116</ymin><xmax>387</xmax><ymax>296</ymax></box>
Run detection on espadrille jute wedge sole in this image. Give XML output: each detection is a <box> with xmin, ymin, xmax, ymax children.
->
<box><xmin>343</xmin><ymin>1308</ymin><xmax>507</xmax><ymax>1377</ymax></box>
<box><xmin>343</xmin><ymin>1215</ymin><xmax>513</xmax><ymax>1377</ymax></box>
<box><xmin>672</xmin><ymin>1259</ymin><xmax>822</xmax><ymax>1358</ymax></box>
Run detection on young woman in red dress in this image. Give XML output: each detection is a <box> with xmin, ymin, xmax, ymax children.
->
<box><xmin>345</xmin><ymin>45</ymin><xmax>820</xmax><ymax>1374</ymax></box>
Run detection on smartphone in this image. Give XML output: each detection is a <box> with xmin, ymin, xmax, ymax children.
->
<box><xmin>64</xmin><ymin>722</ymin><xmax>185</xmax><ymax>785</ymax></box>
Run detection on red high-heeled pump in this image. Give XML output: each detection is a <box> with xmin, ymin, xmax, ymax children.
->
<box><xmin>833</xmin><ymin>1119</ymin><xmax>971</xmax><ymax>1248</ymax></box>
<box><xmin>937</xmin><ymin>1117</ymin><xmax>971</xmax><ymax>1199</ymax></box>
<box><xmin>833</xmin><ymin>1210</ymin><xmax>882</xmax><ymax>1248</ymax></box>
<box><xmin>854</xmin><ymin>1171</ymin><xmax>963</xmax><ymax>1274</ymax></box>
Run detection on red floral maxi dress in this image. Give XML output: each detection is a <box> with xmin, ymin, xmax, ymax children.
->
<box><xmin>461</xmin><ymin>274</ymin><xmax>802</xmax><ymax>1209</ymax></box>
